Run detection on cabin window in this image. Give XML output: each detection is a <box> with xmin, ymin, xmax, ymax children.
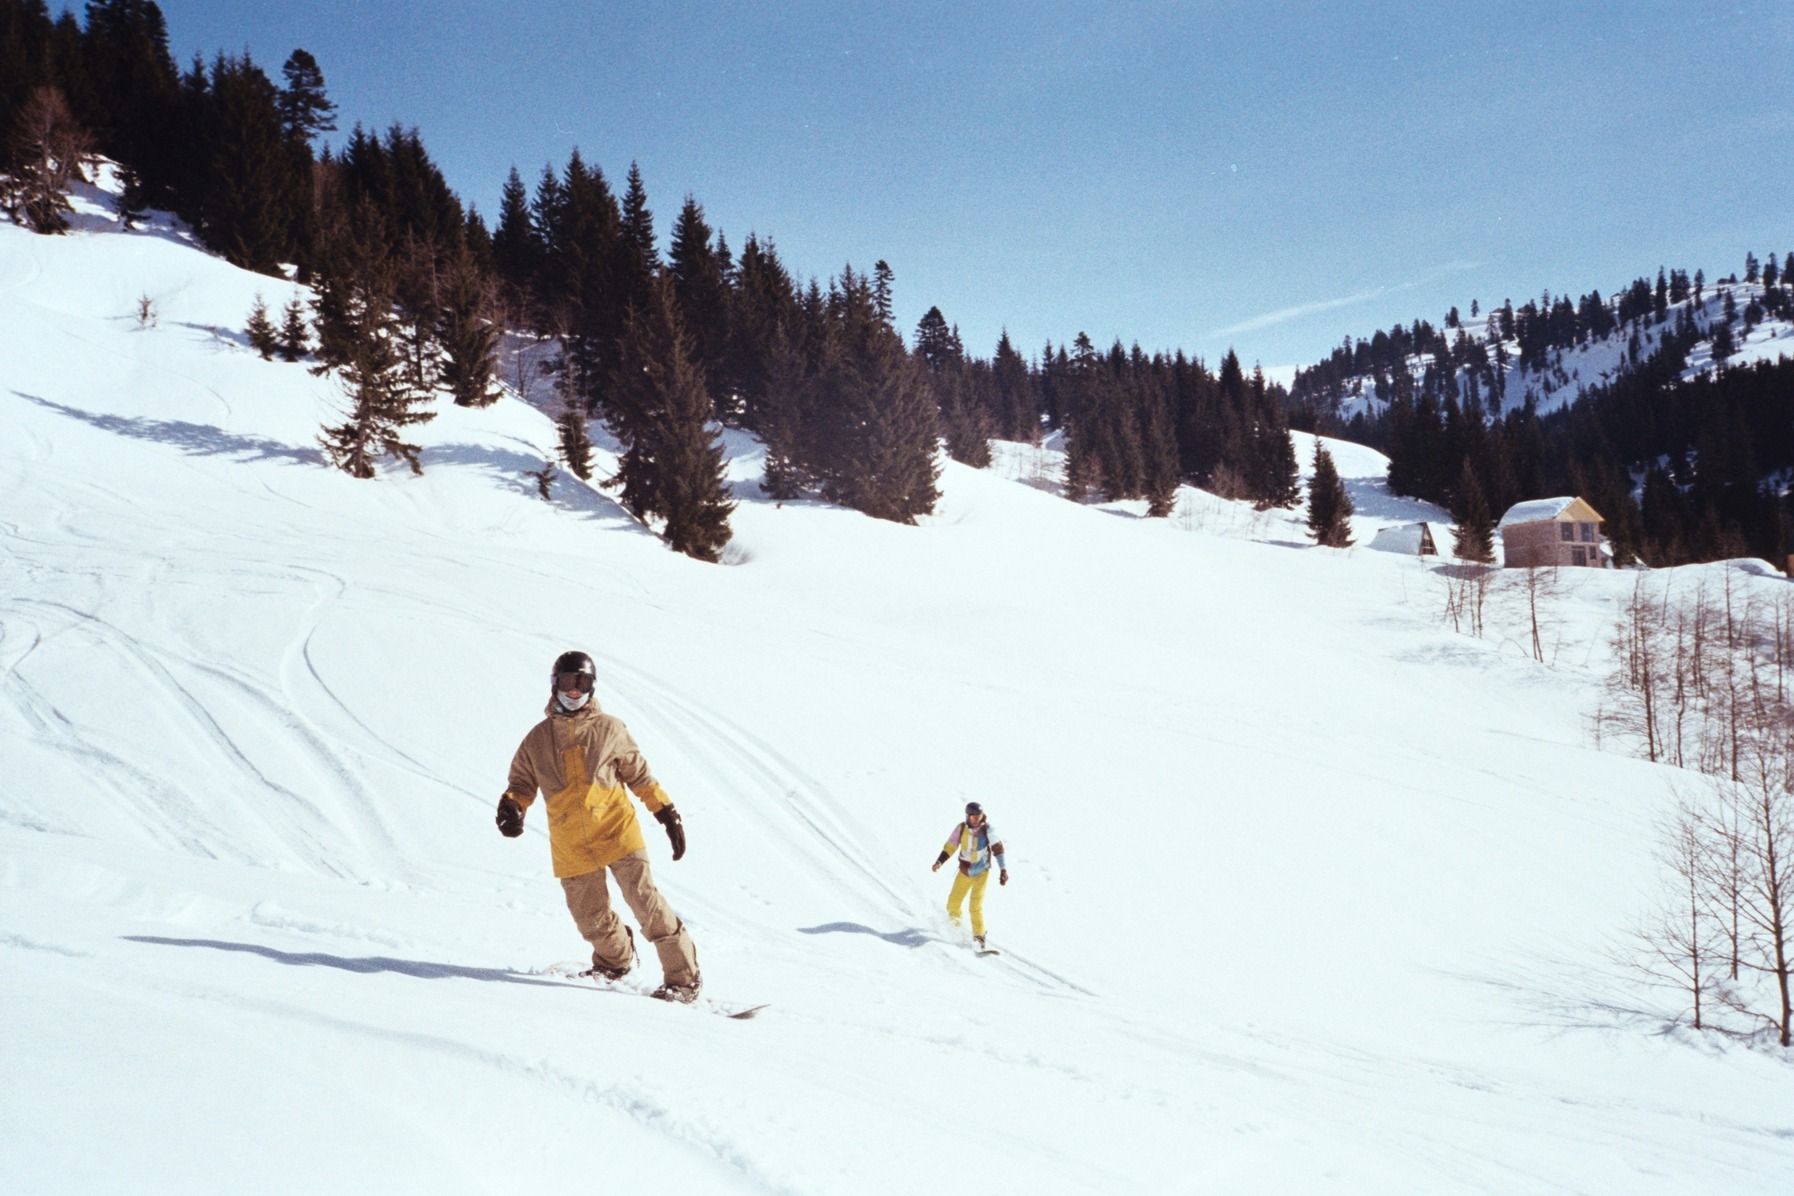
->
<box><xmin>1559</xmin><ymin>523</ymin><xmax>1574</xmax><ymax>541</ymax></box>
<box><xmin>1572</xmin><ymin>546</ymin><xmax>1587</xmax><ymax>566</ymax></box>
<box><xmin>1581</xmin><ymin>522</ymin><xmax>1594</xmax><ymax>542</ymax></box>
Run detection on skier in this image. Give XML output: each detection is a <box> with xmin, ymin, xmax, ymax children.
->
<box><xmin>494</xmin><ymin>650</ymin><xmax>702</xmax><ymax>1003</ymax></box>
<box><xmin>931</xmin><ymin>801</ymin><xmax>1008</xmax><ymax>949</ymax></box>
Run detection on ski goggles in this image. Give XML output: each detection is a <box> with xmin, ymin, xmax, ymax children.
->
<box><xmin>555</xmin><ymin>672</ymin><xmax>595</xmax><ymax>694</ymax></box>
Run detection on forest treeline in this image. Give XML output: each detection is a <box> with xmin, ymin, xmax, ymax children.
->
<box><xmin>6</xmin><ymin>3</ymin><xmax>1790</xmax><ymax>568</ymax></box>
<box><xmin>1</xmin><ymin>0</ymin><xmax>1312</xmax><ymax>563</ymax></box>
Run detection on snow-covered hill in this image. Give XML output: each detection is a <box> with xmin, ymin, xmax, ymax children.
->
<box><xmin>6</xmin><ymin>191</ymin><xmax>1794</xmax><ymax>1193</ymax></box>
<box><xmin>1315</xmin><ymin>284</ymin><xmax>1794</xmax><ymax>424</ymax></box>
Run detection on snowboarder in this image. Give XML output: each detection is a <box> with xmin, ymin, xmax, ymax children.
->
<box><xmin>495</xmin><ymin>651</ymin><xmax>702</xmax><ymax>1003</ymax></box>
<box><xmin>932</xmin><ymin>801</ymin><xmax>1008</xmax><ymax>949</ymax></box>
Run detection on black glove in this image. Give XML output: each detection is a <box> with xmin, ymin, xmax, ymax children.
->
<box><xmin>999</xmin><ymin>868</ymin><xmax>1009</xmax><ymax>887</ymax></box>
<box><xmin>495</xmin><ymin>795</ymin><xmax>525</xmax><ymax>838</ymax></box>
<box><xmin>655</xmin><ymin>805</ymin><xmax>686</xmax><ymax>861</ymax></box>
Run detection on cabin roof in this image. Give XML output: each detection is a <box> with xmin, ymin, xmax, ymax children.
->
<box><xmin>1498</xmin><ymin>496</ymin><xmax>1603</xmax><ymax>529</ymax></box>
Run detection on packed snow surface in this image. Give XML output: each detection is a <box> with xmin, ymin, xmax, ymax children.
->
<box><xmin>5</xmin><ymin>192</ymin><xmax>1794</xmax><ymax>1193</ymax></box>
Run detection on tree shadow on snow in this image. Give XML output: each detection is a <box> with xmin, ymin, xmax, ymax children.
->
<box><xmin>14</xmin><ymin>392</ymin><xmax>322</xmax><ymax>466</ymax></box>
<box><xmin>796</xmin><ymin>922</ymin><xmax>936</xmax><ymax>948</ymax></box>
<box><xmin>423</xmin><ymin>440</ymin><xmax>659</xmax><ymax>538</ymax></box>
<box><xmin>123</xmin><ymin>935</ymin><xmax>570</xmax><ymax>988</ymax></box>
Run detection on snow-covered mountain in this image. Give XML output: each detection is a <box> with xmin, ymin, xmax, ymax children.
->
<box><xmin>6</xmin><ymin>186</ymin><xmax>1794</xmax><ymax>1193</ymax></box>
<box><xmin>1299</xmin><ymin>280</ymin><xmax>1794</xmax><ymax>424</ymax></box>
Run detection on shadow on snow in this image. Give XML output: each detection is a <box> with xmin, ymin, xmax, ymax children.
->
<box><xmin>122</xmin><ymin>935</ymin><xmax>570</xmax><ymax>988</ymax></box>
<box><xmin>796</xmin><ymin>922</ymin><xmax>936</xmax><ymax>949</ymax></box>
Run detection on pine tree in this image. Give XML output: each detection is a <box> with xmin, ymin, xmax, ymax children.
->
<box><xmin>1449</xmin><ymin>457</ymin><xmax>1496</xmax><ymax>563</ymax></box>
<box><xmin>667</xmin><ymin>195</ymin><xmax>731</xmax><ymax>412</ymax></box>
<box><xmin>278</xmin><ymin>296</ymin><xmax>310</xmax><ymax>360</ymax></box>
<box><xmin>757</xmin><ymin>322</ymin><xmax>808</xmax><ymax>501</ymax></box>
<box><xmin>114</xmin><ymin>162</ymin><xmax>148</xmax><ymax>229</ymax></box>
<box><xmin>610</xmin><ymin>274</ymin><xmax>735</xmax><ymax>560</ymax></box>
<box><xmin>315</xmin><ymin>269</ymin><xmax>435</xmax><ymax>478</ymax></box>
<box><xmin>1711</xmin><ymin>321</ymin><xmax>1736</xmax><ymax>366</ymax></box>
<box><xmin>245</xmin><ymin>294</ymin><xmax>278</xmax><ymax>358</ymax></box>
<box><xmin>437</xmin><ymin>245</ymin><xmax>502</xmax><ymax>406</ymax></box>
<box><xmin>192</xmin><ymin>54</ymin><xmax>302</xmax><ymax>273</ymax></box>
<box><xmin>491</xmin><ymin>166</ymin><xmax>540</xmax><ymax>312</ymax></box>
<box><xmin>872</xmin><ymin>260</ymin><xmax>894</xmax><ymax>328</ymax></box>
<box><xmin>1141</xmin><ymin>384</ymin><xmax>1180</xmax><ymax>518</ymax></box>
<box><xmin>1305</xmin><ymin>440</ymin><xmax>1354</xmax><ymax>546</ymax></box>
<box><xmin>277</xmin><ymin>49</ymin><xmax>336</xmax><ymax>145</ymax></box>
<box><xmin>556</xmin><ymin>398</ymin><xmax>593</xmax><ymax>481</ymax></box>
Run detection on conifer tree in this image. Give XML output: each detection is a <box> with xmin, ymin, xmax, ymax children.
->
<box><xmin>757</xmin><ymin>322</ymin><xmax>808</xmax><ymax>501</ymax></box>
<box><xmin>872</xmin><ymin>260</ymin><xmax>894</xmax><ymax>327</ymax></box>
<box><xmin>437</xmin><ymin>245</ymin><xmax>502</xmax><ymax>407</ymax></box>
<box><xmin>667</xmin><ymin>195</ymin><xmax>731</xmax><ymax>411</ymax></box>
<box><xmin>192</xmin><ymin>54</ymin><xmax>302</xmax><ymax>273</ymax></box>
<box><xmin>556</xmin><ymin>397</ymin><xmax>593</xmax><ymax>481</ymax></box>
<box><xmin>1141</xmin><ymin>384</ymin><xmax>1180</xmax><ymax>517</ymax></box>
<box><xmin>315</xmin><ymin>275</ymin><xmax>435</xmax><ymax>478</ymax></box>
<box><xmin>114</xmin><ymin>162</ymin><xmax>148</xmax><ymax>228</ymax></box>
<box><xmin>1711</xmin><ymin>322</ymin><xmax>1736</xmax><ymax>367</ymax></box>
<box><xmin>276</xmin><ymin>49</ymin><xmax>336</xmax><ymax>145</ymax></box>
<box><xmin>245</xmin><ymin>294</ymin><xmax>278</xmax><ymax>359</ymax></box>
<box><xmin>1449</xmin><ymin>457</ymin><xmax>1496</xmax><ymax>563</ymax></box>
<box><xmin>491</xmin><ymin>166</ymin><xmax>540</xmax><ymax>311</ymax></box>
<box><xmin>610</xmin><ymin>274</ymin><xmax>735</xmax><ymax>560</ymax></box>
<box><xmin>313</xmin><ymin>247</ymin><xmax>434</xmax><ymax>477</ymax></box>
<box><xmin>1249</xmin><ymin>367</ymin><xmax>1302</xmax><ymax>508</ymax></box>
<box><xmin>278</xmin><ymin>296</ymin><xmax>310</xmax><ymax>360</ymax></box>
<box><xmin>1305</xmin><ymin>440</ymin><xmax>1354</xmax><ymax>546</ymax></box>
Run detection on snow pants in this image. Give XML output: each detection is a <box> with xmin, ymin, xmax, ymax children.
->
<box><xmin>946</xmin><ymin>868</ymin><xmax>990</xmax><ymax>938</ymax></box>
<box><xmin>561</xmin><ymin>849</ymin><xmax>699</xmax><ymax>986</ymax></box>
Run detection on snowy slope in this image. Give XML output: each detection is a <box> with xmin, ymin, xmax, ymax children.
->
<box><xmin>6</xmin><ymin>193</ymin><xmax>1794</xmax><ymax>1194</ymax></box>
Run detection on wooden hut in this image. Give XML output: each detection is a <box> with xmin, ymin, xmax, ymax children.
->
<box><xmin>1368</xmin><ymin>521</ymin><xmax>1455</xmax><ymax>559</ymax></box>
<box><xmin>1497</xmin><ymin>497</ymin><xmax>1606</xmax><ymax>568</ymax></box>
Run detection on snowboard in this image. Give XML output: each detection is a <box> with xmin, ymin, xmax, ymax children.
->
<box><xmin>540</xmin><ymin>962</ymin><xmax>768</xmax><ymax>1019</ymax></box>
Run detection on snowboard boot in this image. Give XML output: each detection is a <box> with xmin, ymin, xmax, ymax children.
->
<box><xmin>650</xmin><ymin>973</ymin><xmax>702</xmax><ymax>1004</ymax></box>
<box><xmin>974</xmin><ymin>935</ymin><xmax>987</xmax><ymax>949</ymax></box>
<box><xmin>584</xmin><ymin>927</ymin><xmax>634</xmax><ymax>981</ymax></box>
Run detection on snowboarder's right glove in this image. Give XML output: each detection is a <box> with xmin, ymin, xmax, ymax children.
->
<box><xmin>495</xmin><ymin>795</ymin><xmax>525</xmax><ymax>838</ymax></box>
<box><xmin>656</xmin><ymin>805</ymin><xmax>686</xmax><ymax>861</ymax></box>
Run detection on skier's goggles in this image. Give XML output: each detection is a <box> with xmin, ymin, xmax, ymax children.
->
<box><xmin>555</xmin><ymin>672</ymin><xmax>595</xmax><ymax>694</ymax></box>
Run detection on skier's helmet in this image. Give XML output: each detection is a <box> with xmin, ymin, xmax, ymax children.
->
<box><xmin>965</xmin><ymin>801</ymin><xmax>983</xmax><ymax>817</ymax></box>
<box><xmin>552</xmin><ymin>650</ymin><xmax>596</xmax><ymax>695</ymax></box>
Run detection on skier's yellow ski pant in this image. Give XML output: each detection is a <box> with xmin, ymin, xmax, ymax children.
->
<box><xmin>946</xmin><ymin>868</ymin><xmax>990</xmax><ymax>938</ymax></box>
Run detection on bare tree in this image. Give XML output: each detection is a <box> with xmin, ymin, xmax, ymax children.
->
<box><xmin>1632</xmin><ymin>789</ymin><xmax>1714</xmax><ymax>1029</ymax></box>
<box><xmin>4</xmin><ymin>87</ymin><xmax>91</xmax><ymax>234</ymax></box>
<box><xmin>1725</xmin><ymin>734</ymin><xmax>1794</xmax><ymax>1046</ymax></box>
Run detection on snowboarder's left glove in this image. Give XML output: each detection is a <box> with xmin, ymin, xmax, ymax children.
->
<box><xmin>656</xmin><ymin>805</ymin><xmax>686</xmax><ymax>861</ymax></box>
<box><xmin>496</xmin><ymin>795</ymin><xmax>525</xmax><ymax>838</ymax></box>
<box><xmin>999</xmin><ymin>869</ymin><xmax>1009</xmax><ymax>886</ymax></box>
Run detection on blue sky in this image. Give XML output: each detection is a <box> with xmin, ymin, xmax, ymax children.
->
<box><xmin>159</xmin><ymin>1</ymin><xmax>1792</xmax><ymax>370</ymax></box>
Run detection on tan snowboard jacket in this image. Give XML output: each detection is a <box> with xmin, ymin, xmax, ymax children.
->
<box><xmin>504</xmin><ymin>698</ymin><xmax>671</xmax><ymax>878</ymax></box>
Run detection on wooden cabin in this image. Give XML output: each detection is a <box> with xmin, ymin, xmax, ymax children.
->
<box><xmin>1497</xmin><ymin>497</ymin><xmax>1606</xmax><ymax>568</ymax></box>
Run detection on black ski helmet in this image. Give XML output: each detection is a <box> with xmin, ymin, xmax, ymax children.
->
<box><xmin>965</xmin><ymin>801</ymin><xmax>983</xmax><ymax>817</ymax></box>
<box><xmin>551</xmin><ymin>650</ymin><xmax>596</xmax><ymax>692</ymax></box>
